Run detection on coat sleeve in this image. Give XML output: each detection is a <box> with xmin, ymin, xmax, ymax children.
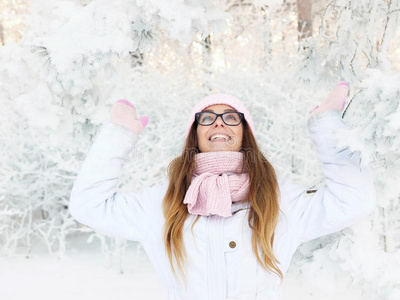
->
<box><xmin>282</xmin><ymin>109</ymin><xmax>377</xmax><ymax>244</ymax></box>
<box><xmin>68</xmin><ymin>122</ymin><xmax>168</xmax><ymax>242</ymax></box>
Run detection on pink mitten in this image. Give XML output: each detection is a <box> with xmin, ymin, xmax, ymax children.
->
<box><xmin>310</xmin><ymin>81</ymin><xmax>349</xmax><ymax>116</ymax></box>
<box><xmin>110</xmin><ymin>99</ymin><xmax>149</xmax><ymax>135</ymax></box>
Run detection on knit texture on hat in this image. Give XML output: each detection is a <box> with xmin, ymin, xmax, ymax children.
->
<box><xmin>183</xmin><ymin>151</ymin><xmax>250</xmax><ymax>217</ymax></box>
<box><xmin>185</xmin><ymin>93</ymin><xmax>256</xmax><ymax>139</ymax></box>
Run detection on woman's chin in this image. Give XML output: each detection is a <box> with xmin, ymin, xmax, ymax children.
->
<box><xmin>208</xmin><ymin>143</ymin><xmax>235</xmax><ymax>152</ymax></box>
<box><xmin>198</xmin><ymin>140</ymin><xmax>241</xmax><ymax>152</ymax></box>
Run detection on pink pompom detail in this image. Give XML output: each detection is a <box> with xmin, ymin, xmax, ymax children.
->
<box><xmin>341</xmin><ymin>100</ymin><xmax>346</xmax><ymax>111</ymax></box>
<box><xmin>116</xmin><ymin>99</ymin><xmax>135</xmax><ymax>109</ymax></box>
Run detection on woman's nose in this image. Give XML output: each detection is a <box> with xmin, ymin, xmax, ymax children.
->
<box><xmin>213</xmin><ymin>115</ymin><xmax>225</xmax><ymax>127</ymax></box>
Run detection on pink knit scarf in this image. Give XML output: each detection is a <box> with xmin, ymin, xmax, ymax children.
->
<box><xmin>183</xmin><ymin>151</ymin><xmax>250</xmax><ymax>217</ymax></box>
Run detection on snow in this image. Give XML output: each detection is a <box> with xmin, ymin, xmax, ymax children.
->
<box><xmin>0</xmin><ymin>235</ymin><xmax>165</xmax><ymax>300</ymax></box>
<box><xmin>0</xmin><ymin>235</ymin><xmax>378</xmax><ymax>300</ymax></box>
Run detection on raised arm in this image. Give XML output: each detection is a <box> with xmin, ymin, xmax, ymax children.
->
<box><xmin>68</xmin><ymin>100</ymin><xmax>167</xmax><ymax>242</ymax></box>
<box><xmin>282</xmin><ymin>109</ymin><xmax>376</xmax><ymax>244</ymax></box>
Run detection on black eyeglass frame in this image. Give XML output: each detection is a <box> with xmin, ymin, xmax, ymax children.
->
<box><xmin>195</xmin><ymin>111</ymin><xmax>245</xmax><ymax>126</ymax></box>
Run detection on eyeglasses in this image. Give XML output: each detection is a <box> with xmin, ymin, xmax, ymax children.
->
<box><xmin>195</xmin><ymin>111</ymin><xmax>244</xmax><ymax>126</ymax></box>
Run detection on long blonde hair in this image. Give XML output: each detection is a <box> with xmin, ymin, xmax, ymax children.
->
<box><xmin>162</xmin><ymin>118</ymin><xmax>283</xmax><ymax>288</ymax></box>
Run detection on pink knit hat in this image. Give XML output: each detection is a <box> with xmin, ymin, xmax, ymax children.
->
<box><xmin>185</xmin><ymin>93</ymin><xmax>256</xmax><ymax>139</ymax></box>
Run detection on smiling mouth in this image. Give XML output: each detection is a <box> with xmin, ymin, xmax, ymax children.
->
<box><xmin>209</xmin><ymin>136</ymin><xmax>232</xmax><ymax>142</ymax></box>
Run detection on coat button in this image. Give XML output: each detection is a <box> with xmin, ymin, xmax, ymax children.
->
<box><xmin>229</xmin><ymin>241</ymin><xmax>236</xmax><ymax>248</ymax></box>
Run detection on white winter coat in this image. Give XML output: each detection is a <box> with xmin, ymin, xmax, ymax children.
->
<box><xmin>69</xmin><ymin>109</ymin><xmax>376</xmax><ymax>300</ymax></box>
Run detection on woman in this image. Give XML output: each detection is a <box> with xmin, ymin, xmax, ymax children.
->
<box><xmin>69</xmin><ymin>82</ymin><xmax>376</xmax><ymax>300</ymax></box>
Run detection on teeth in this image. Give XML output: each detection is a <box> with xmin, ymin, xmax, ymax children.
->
<box><xmin>211</xmin><ymin>134</ymin><xmax>229</xmax><ymax>141</ymax></box>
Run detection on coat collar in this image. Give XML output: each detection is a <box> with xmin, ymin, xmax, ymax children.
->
<box><xmin>231</xmin><ymin>200</ymin><xmax>250</xmax><ymax>214</ymax></box>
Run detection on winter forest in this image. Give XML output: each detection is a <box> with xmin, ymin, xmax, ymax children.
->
<box><xmin>1</xmin><ymin>0</ymin><xmax>400</xmax><ymax>299</ymax></box>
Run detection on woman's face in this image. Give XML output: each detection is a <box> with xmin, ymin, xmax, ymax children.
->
<box><xmin>196</xmin><ymin>104</ymin><xmax>243</xmax><ymax>152</ymax></box>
